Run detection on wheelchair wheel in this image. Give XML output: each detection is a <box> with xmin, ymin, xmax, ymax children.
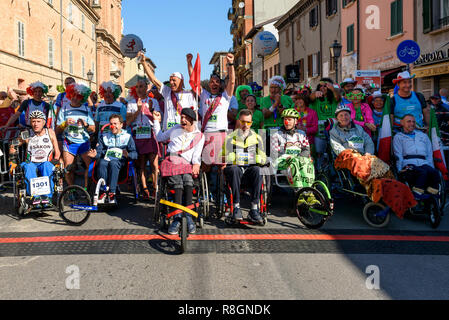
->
<box><xmin>261</xmin><ymin>175</ymin><xmax>269</xmax><ymax>219</ymax></box>
<box><xmin>58</xmin><ymin>185</ymin><xmax>92</xmax><ymax>226</ymax></box>
<box><xmin>180</xmin><ymin>215</ymin><xmax>188</xmax><ymax>253</ymax></box>
<box><xmin>15</xmin><ymin>195</ymin><xmax>27</xmax><ymax>218</ymax></box>
<box><xmin>153</xmin><ymin>177</ymin><xmax>163</xmax><ymax>223</ymax></box>
<box><xmin>438</xmin><ymin>173</ymin><xmax>446</xmax><ymax>213</ymax></box>
<box><xmin>214</xmin><ymin>171</ymin><xmax>225</xmax><ymax>220</ymax></box>
<box><xmin>363</xmin><ymin>202</ymin><xmax>390</xmax><ymax>228</ymax></box>
<box><xmin>200</xmin><ymin>172</ymin><xmax>210</xmax><ymax>219</ymax></box>
<box><xmin>429</xmin><ymin>197</ymin><xmax>441</xmax><ymax>229</ymax></box>
<box><xmin>131</xmin><ymin>168</ymin><xmax>139</xmax><ymax>204</ymax></box>
<box><xmin>313</xmin><ymin>180</ymin><xmax>334</xmax><ymax>214</ymax></box>
<box><xmin>296</xmin><ymin>187</ymin><xmax>329</xmax><ymax>229</ymax></box>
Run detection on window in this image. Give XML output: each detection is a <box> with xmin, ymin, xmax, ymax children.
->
<box><xmin>269</xmin><ymin>67</ymin><xmax>273</xmax><ymax>79</ymax></box>
<box><xmin>347</xmin><ymin>24</ymin><xmax>354</xmax><ymax>53</ymax></box>
<box><xmin>390</xmin><ymin>0</ymin><xmax>403</xmax><ymax>36</ymax></box>
<box><xmin>48</xmin><ymin>38</ymin><xmax>54</xmax><ymax>67</ymax></box>
<box><xmin>81</xmin><ymin>14</ymin><xmax>85</xmax><ymax>32</ymax></box>
<box><xmin>18</xmin><ymin>21</ymin><xmax>25</xmax><ymax>57</ymax></box>
<box><xmin>274</xmin><ymin>63</ymin><xmax>281</xmax><ymax>76</ymax></box>
<box><xmin>82</xmin><ymin>56</ymin><xmax>85</xmax><ymax>78</ymax></box>
<box><xmin>48</xmin><ymin>0</ymin><xmax>53</xmax><ymax>5</ymax></box>
<box><xmin>309</xmin><ymin>6</ymin><xmax>319</xmax><ymax>28</ymax></box>
<box><xmin>263</xmin><ymin>69</ymin><xmax>268</xmax><ymax>86</ymax></box>
<box><xmin>312</xmin><ymin>52</ymin><xmax>321</xmax><ymax>77</ymax></box>
<box><xmin>296</xmin><ymin>20</ymin><xmax>302</xmax><ymax>39</ymax></box>
<box><xmin>92</xmin><ymin>23</ymin><xmax>95</xmax><ymax>39</ymax></box>
<box><xmin>424</xmin><ymin>0</ymin><xmax>449</xmax><ymax>32</ymax></box>
<box><xmin>343</xmin><ymin>0</ymin><xmax>355</xmax><ymax>7</ymax></box>
<box><xmin>296</xmin><ymin>59</ymin><xmax>305</xmax><ymax>82</ymax></box>
<box><xmin>308</xmin><ymin>55</ymin><xmax>313</xmax><ymax>78</ymax></box>
<box><xmin>326</xmin><ymin>0</ymin><xmax>338</xmax><ymax>16</ymax></box>
<box><xmin>285</xmin><ymin>28</ymin><xmax>290</xmax><ymax>47</ymax></box>
<box><xmin>68</xmin><ymin>2</ymin><xmax>73</xmax><ymax>23</ymax></box>
<box><xmin>69</xmin><ymin>50</ymin><xmax>73</xmax><ymax>74</ymax></box>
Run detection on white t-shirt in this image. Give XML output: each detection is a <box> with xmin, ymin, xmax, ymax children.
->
<box><xmin>156</xmin><ymin>84</ymin><xmax>198</xmax><ymax>131</ymax></box>
<box><xmin>127</xmin><ymin>97</ymin><xmax>157</xmax><ymax>139</ymax></box>
<box><xmin>199</xmin><ymin>90</ymin><xmax>231</xmax><ymax>132</ymax></box>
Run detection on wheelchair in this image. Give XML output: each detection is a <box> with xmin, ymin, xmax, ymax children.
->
<box><xmin>212</xmin><ymin>164</ymin><xmax>270</xmax><ymax>227</ymax></box>
<box><xmin>9</xmin><ymin>137</ymin><xmax>92</xmax><ymax>226</ymax></box>
<box><xmin>271</xmin><ymin>157</ymin><xmax>334</xmax><ymax>229</ymax></box>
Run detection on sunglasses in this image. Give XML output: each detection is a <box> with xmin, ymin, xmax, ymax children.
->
<box><xmin>239</xmin><ymin>120</ymin><xmax>253</xmax><ymax>126</ymax></box>
<box><xmin>347</xmin><ymin>93</ymin><xmax>365</xmax><ymax>99</ymax></box>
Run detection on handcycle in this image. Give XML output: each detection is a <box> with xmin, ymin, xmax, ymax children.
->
<box><xmin>9</xmin><ymin>135</ymin><xmax>92</xmax><ymax>226</ymax></box>
<box><xmin>153</xmin><ymin>171</ymin><xmax>210</xmax><ymax>253</ymax></box>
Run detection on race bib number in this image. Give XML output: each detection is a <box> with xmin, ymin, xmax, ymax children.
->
<box><xmin>209</xmin><ymin>115</ymin><xmax>218</xmax><ymax>123</ymax></box>
<box><xmin>136</xmin><ymin>126</ymin><xmax>152</xmax><ymax>140</ymax></box>
<box><xmin>105</xmin><ymin>148</ymin><xmax>123</xmax><ymax>161</ymax></box>
<box><xmin>236</xmin><ymin>152</ymin><xmax>249</xmax><ymax>165</ymax></box>
<box><xmin>286</xmin><ymin>147</ymin><xmax>301</xmax><ymax>156</ymax></box>
<box><xmin>167</xmin><ymin>122</ymin><xmax>176</xmax><ymax>129</ymax></box>
<box><xmin>348</xmin><ymin>136</ymin><xmax>364</xmax><ymax>150</ymax></box>
<box><xmin>30</xmin><ymin>176</ymin><xmax>51</xmax><ymax>196</ymax></box>
<box><xmin>67</xmin><ymin>125</ymin><xmax>84</xmax><ymax>138</ymax></box>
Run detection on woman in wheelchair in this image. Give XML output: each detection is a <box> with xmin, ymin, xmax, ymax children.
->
<box><xmin>9</xmin><ymin>110</ymin><xmax>61</xmax><ymax>207</ymax></box>
<box><xmin>222</xmin><ymin>109</ymin><xmax>267</xmax><ymax>225</ymax></box>
<box><xmin>153</xmin><ymin>108</ymin><xmax>205</xmax><ymax>235</ymax></box>
<box><xmin>393</xmin><ymin>114</ymin><xmax>441</xmax><ymax>199</ymax></box>
<box><xmin>87</xmin><ymin>114</ymin><xmax>137</xmax><ymax>204</ymax></box>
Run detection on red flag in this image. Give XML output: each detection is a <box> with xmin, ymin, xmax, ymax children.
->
<box><xmin>189</xmin><ymin>53</ymin><xmax>201</xmax><ymax>95</ymax></box>
<box><xmin>429</xmin><ymin>108</ymin><xmax>449</xmax><ymax>180</ymax></box>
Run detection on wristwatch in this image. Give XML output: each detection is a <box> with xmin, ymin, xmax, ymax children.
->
<box><xmin>227</xmin><ymin>63</ymin><xmax>234</xmax><ymax>66</ymax></box>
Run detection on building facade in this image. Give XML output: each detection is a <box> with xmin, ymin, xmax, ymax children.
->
<box><xmin>123</xmin><ymin>56</ymin><xmax>156</xmax><ymax>96</ymax></box>
<box><xmin>413</xmin><ymin>0</ymin><xmax>449</xmax><ymax>98</ymax></box>
<box><xmin>209</xmin><ymin>52</ymin><xmax>230</xmax><ymax>80</ymax></box>
<box><xmin>0</xmin><ymin>0</ymin><xmax>100</xmax><ymax>97</ymax></box>
<box><xmin>341</xmin><ymin>0</ymin><xmax>414</xmax><ymax>91</ymax></box>
<box><xmin>275</xmin><ymin>0</ymin><xmax>341</xmax><ymax>90</ymax></box>
<box><xmin>92</xmin><ymin>0</ymin><xmax>125</xmax><ymax>90</ymax></box>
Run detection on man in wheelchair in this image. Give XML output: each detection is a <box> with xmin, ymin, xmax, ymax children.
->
<box><xmin>9</xmin><ymin>111</ymin><xmax>61</xmax><ymax>207</ymax></box>
<box><xmin>222</xmin><ymin>109</ymin><xmax>267</xmax><ymax>224</ymax></box>
<box><xmin>153</xmin><ymin>108</ymin><xmax>205</xmax><ymax>235</ymax></box>
<box><xmin>393</xmin><ymin>114</ymin><xmax>441</xmax><ymax>199</ymax></box>
<box><xmin>87</xmin><ymin>114</ymin><xmax>137</xmax><ymax>204</ymax></box>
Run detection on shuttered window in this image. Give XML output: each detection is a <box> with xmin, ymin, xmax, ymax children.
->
<box><xmin>347</xmin><ymin>24</ymin><xmax>354</xmax><ymax>53</ymax></box>
<box><xmin>391</xmin><ymin>0</ymin><xmax>403</xmax><ymax>36</ymax></box>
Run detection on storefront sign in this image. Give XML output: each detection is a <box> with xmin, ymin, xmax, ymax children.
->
<box><xmin>355</xmin><ymin>70</ymin><xmax>381</xmax><ymax>89</ymax></box>
<box><xmin>414</xmin><ymin>62</ymin><xmax>449</xmax><ymax>78</ymax></box>
<box><xmin>414</xmin><ymin>48</ymin><xmax>449</xmax><ymax>67</ymax></box>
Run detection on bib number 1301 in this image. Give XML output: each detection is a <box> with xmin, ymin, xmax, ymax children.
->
<box><xmin>30</xmin><ymin>176</ymin><xmax>51</xmax><ymax>196</ymax></box>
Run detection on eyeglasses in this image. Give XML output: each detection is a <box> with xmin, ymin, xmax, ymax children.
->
<box><xmin>239</xmin><ymin>120</ymin><xmax>253</xmax><ymax>126</ymax></box>
<box><xmin>347</xmin><ymin>93</ymin><xmax>365</xmax><ymax>99</ymax></box>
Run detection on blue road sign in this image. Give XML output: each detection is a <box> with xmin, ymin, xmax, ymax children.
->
<box><xmin>397</xmin><ymin>40</ymin><xmax>421</xmax><ymax>64</ymax></box>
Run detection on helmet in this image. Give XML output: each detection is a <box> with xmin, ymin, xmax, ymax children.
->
<box><xmin>29</xmin><ymin>110</ymin><xmax>46</xmax><ymax>120</ymax></box>
<box><xmin>281</xmin><ymin>108</ymin><xmax>300</xmax><ymax>119</ymax></box>
<box><xmin>335</xmin><ymin>103</ymin><xmax>351</xmax><ymax>116</ymax></box>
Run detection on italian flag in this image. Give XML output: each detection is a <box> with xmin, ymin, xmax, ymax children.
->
<box><xmin>429</xmin><ymin>107</ymin><xmax>449</xmax><ymax>180</ymax></box>
<box><xmin>377</xmin><ymin>95</ymin><xmax>392</xmax><ymax>164</ymax></box>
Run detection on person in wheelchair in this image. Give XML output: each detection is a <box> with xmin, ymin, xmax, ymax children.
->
<box><xmin>393</xmin><ymin>114</ymin><xmax>441</xmax><ymax>199</ymax></box>
<box><xmin>329</xmin><ymin>104</ymin><xmax>374</xmax><ymax>156</ymax></box>
<box><xmin>153</xmin><ymin>108</ymin><xmax>205</xmax><ymax>235</ymax></box>
<box><xmin>87</xmin><ymin>114</ymin><xmax>137</xmax><ymax>204</ymax></box>
<box><xmin>222</xmin><ymin>109</ymin><xmax>267</xmax><ymax>224</ymax></box>
<box><xmin>9</xmin><ymin>111</ymin><xmax>61</xmax><ymax>207</ymax></box>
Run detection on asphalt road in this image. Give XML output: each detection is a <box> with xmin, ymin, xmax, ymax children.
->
<box><xmin>0</xmin><ymin>186</ymin><xmax>448</xmax><ymax>300</ymax></box>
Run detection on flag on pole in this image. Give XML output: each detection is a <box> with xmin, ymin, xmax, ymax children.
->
<box><xmin>377</xmin><ymin>95</ymin><xmax>392</xmax><ymax>164</ymax></box>
<box><xmin>189</xmin><ymin>53</ymin><xmax>201</xmax><ymax>96</ymax></box>
<box><xmin>429</xmin><ymin>107</ymin><xmax>449</xmax><ymax>180</ymax></box>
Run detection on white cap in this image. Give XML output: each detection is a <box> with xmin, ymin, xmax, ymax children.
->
<box><xmin>170</xmin><ymin>72</ymin><xmax>184</xmax><ymax>81</ymax></box>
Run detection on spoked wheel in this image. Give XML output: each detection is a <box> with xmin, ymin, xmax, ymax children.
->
<box><xmin>213</xmin><ymin>171</ymin><xmax>225</xmax><ymax>220</ymax></box>
<box><xmin>200</xmin><ymin>172</ymin><xmax>209</xmax><ymax>220</ymax></box>
<box><xmin>429</xmin><ymin>197</ymin><xmax>442</xmax><ymax>229</ymax></box>
<box><xmin>296</xmin><ymin>187</ymin><xmax>330</xmax><ymax>229</ymax></box>
<box><xmin>15</xmin><ymin>195</ymin><xmax>27</xmax><ymax>219</ymax></box>
<box><xmin>58</xmin><ymin>185</ymin><xmax>92</xmax><ymax>226</ymax></box>
<box><xmin>363</xmin><ymin>202</ymin><xmax>390</xmax><ymax>228</ymax></box>
<box><xmin>180</xmin><ymin>215</ymin><xmax>188</xmax><ymax>253</ymax></box>
<box><xmin>153</xmin><ymin>178</ymin><xmax>163</xmax><ymax>223</ymax></box>
<box><xmin>261</xmin><ymin>175</ymin><xmax>270</xmax><ymax>221</ymax></box>
<box><xmin>438</xmin><ymin>174</ymin><xmax>446</xmax><ymax>214</ymax></box>
<box><xmin>132</xmin><ymin>171</ymin><xmax>139</xmax><ymax>204</ymax></box>
<box><xmin>313</xmin><ymin>180</ymin><xmax>334</xmax><ymax>215</ymax></box>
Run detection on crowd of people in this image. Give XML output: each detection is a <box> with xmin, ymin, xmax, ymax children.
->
<box><xmin>0</xmin><ymin>49</ymin><xmax>448</xmax><ymax>234</ymax></box>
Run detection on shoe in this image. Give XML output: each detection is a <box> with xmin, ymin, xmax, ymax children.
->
<box><xmin>98</xmin><ymin>192</ymin><xmax>107</xmax><ymax>204</ymax></box>
<box><xmin>108</xmin><ymin>193</ymin><xmax>117</xmax><ymax>204</ymax></box>
<box><xmin>248</xmin><ymin>209</ymin><xmax>263</xmax><ymax>224</ymax></box>
<box><xmin>168</xmin><ymin>219</ymin><xmax>181</xmax><ymax>235</ymax></box>
<box><xmin>413</xmin><ymin>191</ymin><xmax>428</xmax><ymax>201</ymax></box>
<box><xmin>232</xmin><ymin>207</ymin><xmax>243</xmax><ymax>221</ymax></box>
<box><xmin>305</xmin><ymin>192</ymin><xmax>321</xmax><ymax>206</ymax></box>
<box><xmin>32</xmin><ymin>196</ymin><xmax>42</xmax><ymax>206</ymax></box>
<box><xmin>40</xmin><ymin>196</ymin><xmax>51</xmax><ymax>208</ymax></box>
<box><xmin>186</xmin><ymin>215</ymin><xmax>196</xmax><ymax>234</ymax></box>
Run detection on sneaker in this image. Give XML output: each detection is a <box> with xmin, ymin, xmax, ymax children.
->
<box><xmin>186</xmin><ymin>215</ymin><xmax>196</xmax><ymax>234</ymax></box>
<box><xmin>248</xmin><ymin>209</ymin><xmax>263</xmax><ymax>224</ymax></box>
<box><xmin>32</xmin><ymin>196</ymin><xmax>42</xmax><ymax>206</ymax></box>
<box><xmin>98</xmin><ymin>192</ymin><xmax>107</xmax><ymax>204</ymax></box>
<box><xmin>232</xmin><ymin>207</ymin><xmax>243</xmax><ymax>221</ymax></box>
<box><xmin>168</xmin><ymin>219</ymin><xmax>181</xmax><ymax>235</ymax></box>
<box><xmin>413</xmin><ymin>191</ymin><xmax>428</xmax><ymax>201</ymax></box>
<box><xmin>40</xmin><ymin>196</ymin><xmax>50</xmax><ymax>204</ymax></box>
<box><xmin>108</xmin><ymin>193</ymin><xmax>117</xmax><ymax>204</ymax></box>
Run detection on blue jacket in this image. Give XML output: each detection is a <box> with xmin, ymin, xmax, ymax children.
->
<box><xmin>95</xmin><ymin>130</ymin><xmax>138</xmax><ymax>161</ymax></box>
<box><xmin>393</xmin><ymin>130</ymin><xmax>433</xmax><ymax>171</ymax></box>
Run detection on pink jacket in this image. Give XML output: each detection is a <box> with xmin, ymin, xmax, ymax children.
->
<box><xmin>349</xmin><ymin>103</ymin><xmax>374</xmax><ymax>136</ymax></box>
<box><xmin>296</xmin><ymin>107</ymin><xmax>318</xmax><ymax>145</ymax></box>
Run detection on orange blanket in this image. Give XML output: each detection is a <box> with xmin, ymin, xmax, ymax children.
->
<box><xmin>334</xmin><ymin>150</ymin><xmax>416</xmax><ymax>219</ymax></box>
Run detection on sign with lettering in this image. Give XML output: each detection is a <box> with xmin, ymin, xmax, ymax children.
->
<box><xmin>355</xmin><ymin>70</ymin><xmax>381</xmax><ymax>89</ymax></box>
<box><xmin>414</xmin><ymin>48</ymin><xmax>449</xmax><ymax>67</ymax></box>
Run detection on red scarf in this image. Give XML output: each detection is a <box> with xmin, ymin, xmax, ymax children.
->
<box><xmin>170</xmin><ymin>90</ymin><xmax>183</xmax><ymax>115</ymax></box>
<box><xmin>201</xmin><ymin>94</ymin><xmax>222</xmax><ymax>132</ymax></box>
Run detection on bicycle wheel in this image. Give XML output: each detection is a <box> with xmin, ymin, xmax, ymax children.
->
<box><xmin>180</xmin><ymin>215</ymin><xmax>188</xmax><ymax>253</ymax></box>
<box><xmin>296</xmin><ymin>187</ymin><xmax>329</xmax><ymax>229</ymax></box>
<box><xmin>363</xmin><ymin>202</ymin><xmax>390</xmax><ymax>228</ymax></box>
<box><xmin>58</xmin><ymin>185</ymin><xmax>92</xmax><ymax>226</ymax></box>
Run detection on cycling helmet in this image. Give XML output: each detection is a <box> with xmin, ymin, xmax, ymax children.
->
<box><xmin>29</xmin><ymin>110</ymin><xmax>46</xmax><ymax>120</ymax></box>
<box><xmin>281</xmin><ymin>108</ymin><xmax>300</xmax><ymax>119</ymax></box>
<box><xmin>335</xmin><ymin>103</ymin><xmax>351</xmax><ymax>116</ymax></box>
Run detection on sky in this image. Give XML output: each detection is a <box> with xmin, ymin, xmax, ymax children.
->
<box><xmin>122</xmin><ymin>0</ymin><xmax>233</xmax><ymax>85</ymax></box>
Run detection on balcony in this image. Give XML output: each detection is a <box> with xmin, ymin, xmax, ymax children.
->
<box><xmin>237</xmin><ymin>56</ymin><xmax>246</xmax><ymax>67</ymax></box>
<box><xmin>439</xmin><ymin>16</ymin><xmax>449</xmax><ymax>29</ymax></box>
<box><xmin>230</xmin><ymin>23</ymin><xmax>238</xmax><ymax>34</ymax></box>
<box><xmin>228</xmin><ymin>8</ymin><xmax>235</xmax><ymax>20</ymax></box>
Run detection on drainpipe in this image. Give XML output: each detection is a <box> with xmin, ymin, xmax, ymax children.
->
<box><xmin>319</xmin><ymin>0</ymin><xmax>323</xmax><ymax>78</ymax></box>
<box><xmin>60</xmin><ymin>0</ymin><xmax>63</xmax><ymax>85</ymax></box>
<box><xmin>356</xmin><ymin>0</ymin><xmax>360</xmax><ymax>70</ymax></box>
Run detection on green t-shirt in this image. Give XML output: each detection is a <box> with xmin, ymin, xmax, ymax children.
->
<box><xmin>260</xmin><ymin>95</ymin><xmax>294</xmax><ymax>128</ymax></box>
<box><xmin>310</xmin><ymin>98</ymin><xmax>338</xmax><ymax>138</ymax></box>
<box><xmin>237</xmin><ymin>109</ymin><xmax>264</xmax><ymax>130</ymax></box>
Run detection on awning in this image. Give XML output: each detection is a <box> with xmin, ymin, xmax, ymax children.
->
<box><xmin>381</xmin><ymin>67</ymin><xmax>402</xmax><ymax>85</ymax></box>
<box><xmin>413</xmin><ymin>61</ymin><xmax>449</xmax><ymax>78</ymax></box>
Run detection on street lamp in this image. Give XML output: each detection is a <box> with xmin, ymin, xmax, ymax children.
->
<box><xmin>330</xmin><ymin>40</ymin><xmax>342</xmax><ymax>84</ymax></box>
<box><xmin>87</xmin><ymin>69</ymin><xmax>94</xmax><ymax>89</ymax></box>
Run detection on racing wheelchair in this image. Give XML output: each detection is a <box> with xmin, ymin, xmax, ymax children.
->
<box><xmin>153</xmin><ymin>171</ymin><xmax>210</xmax><ymax>253</ymax></box>
<box><xmin>10</xmin><ymin>134</ymin><xmax>92</xmax><ymax>226</ymax></box>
